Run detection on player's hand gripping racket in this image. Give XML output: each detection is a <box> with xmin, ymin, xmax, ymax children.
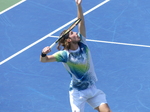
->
<box><xmin>49</xmin><ymin>18</ymin><xmax>81</xmax><ymax>49</ymax></box>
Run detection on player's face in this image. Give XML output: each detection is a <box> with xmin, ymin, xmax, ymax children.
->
<box><xmin>68</xmin><ymin>31</ymin><xmax>80</xmax><ymax>43</ymax></box>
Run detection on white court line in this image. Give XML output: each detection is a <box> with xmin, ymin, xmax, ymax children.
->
<box><xmin>0</xmin><ymin>0</ymin><xmax>110</xmax><ymax>65</ymax></box>
<box><xmin>87</xmin><ymin>39</ymin><xmax>150</xmax><ymax>48</ymax></box>
<box><xmin>49</xmin><ymin>36</ymin><xmax>150</xmax><ymax>48</ymax></box>
<box><xmin>0</xmin><ymin>0</ymin><xmax>26</xmax><ymax>15</ymax></box>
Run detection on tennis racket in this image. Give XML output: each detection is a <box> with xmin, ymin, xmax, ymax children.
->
<box><xmin>49</xmin><ymin>18</ymin><xmax>81</xmax><ymax>48</ymax></box>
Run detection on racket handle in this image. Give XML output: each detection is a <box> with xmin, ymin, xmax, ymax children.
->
<box><xmin>49</xmin><ymin>42</ymin><xmax>56</xmax><ymax>49</ymax></box>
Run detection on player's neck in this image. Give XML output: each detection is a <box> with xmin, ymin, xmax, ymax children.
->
<box><xmin>69</xmin><ymin>43</ymin><xmax>79</xmax><ymax>50</ymax></box>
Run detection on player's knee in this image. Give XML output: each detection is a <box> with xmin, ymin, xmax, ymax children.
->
<box><xmin>96</xmin><ymin>103</ymin><xmax>111</xmax><ymax>112</ymax></box>
<box><xmin>104</xmin><ymin>108</ymin><xmax>111</xmax><ymax>112</ymax></box>
<box><xmin>100</xmin><ymin>108</ymin><xmax>111</xmax><ymax>112</ymax></box>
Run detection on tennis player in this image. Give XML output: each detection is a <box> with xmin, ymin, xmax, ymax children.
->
<box><xmin>40</xmin><ymin>0</ymin><xmax>111</xmax><ymax>112</ymax></box>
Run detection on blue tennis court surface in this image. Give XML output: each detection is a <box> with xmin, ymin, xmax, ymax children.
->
<box><xmin>0</xmin><ymin>0</ymin><xmax>150</xmax><ymax>111</ymax></box>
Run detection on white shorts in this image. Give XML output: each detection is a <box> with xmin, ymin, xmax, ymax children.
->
<box><xmin>69</xmin><ymin>85</ymin><xmax>107</xmax><ymax>112</ymax></box>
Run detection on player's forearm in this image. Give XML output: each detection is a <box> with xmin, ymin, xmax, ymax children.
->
<box><xmin>77</xmin><ymin>4</ymin><xmax>84</xmax><ymax>20</ymax></box>
<box><xmin>40</xmin><ymin>55</ymin><xmax>56</xmax><ymax>62</ymax></box>
<box><xmin>40</xmin><ymin>55</ymin><xmax>49</xmax><ymax>62</ymax></box>
<box><xmin>77</xmin><ymin>4</ymin><xmax>86</xmax><ymax>37</ymax></box>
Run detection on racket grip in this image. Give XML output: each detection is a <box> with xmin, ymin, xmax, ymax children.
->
<box><xmin>49</xmin><ymin>42</ymin><xmax>56</xmax><ymax>49</ymax></box>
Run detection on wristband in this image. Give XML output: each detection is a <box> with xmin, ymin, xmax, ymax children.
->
<box><xmin>41</xmin><ymin>53</ymin><xmax>47</xmax><ymax>57</ymax></box>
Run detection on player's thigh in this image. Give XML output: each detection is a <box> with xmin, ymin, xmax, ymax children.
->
<box><xmin>69</xmin><ymin>90</ymin><xmax>86</xmax><ymax>112</ymax></box>
<box><xmin>87</xmin><ymin>87</ymin><xmax>107</xmax><ymax>109</ymax></box>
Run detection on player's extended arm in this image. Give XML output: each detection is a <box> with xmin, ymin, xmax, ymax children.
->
<box><xmin>76</xmin><ymin>0</ymin><xmax>86</xmax><ymax>37</ymax></box>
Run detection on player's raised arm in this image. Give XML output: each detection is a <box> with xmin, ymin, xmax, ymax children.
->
<box><xmin>75</xmin><ymin>0</ymin><xmax>86</xmax><ymax>37</ymax></box>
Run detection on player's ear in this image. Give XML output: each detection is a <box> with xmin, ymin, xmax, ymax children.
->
<box><xmin>67</xmin><ymin>38</ymin><xmax>71</xmax><ymax>42</ymax></box>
